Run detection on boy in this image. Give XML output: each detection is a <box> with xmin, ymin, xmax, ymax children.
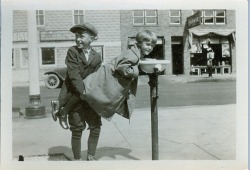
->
<box><xmin>53</xmin><ymin>30</ymin><xmax>158</xmax><ymax>126</ymax></box>
<box><xmin>52</xmin><ymin>23</ymin><xmax>102</xmax><ymax>161</ymax></box>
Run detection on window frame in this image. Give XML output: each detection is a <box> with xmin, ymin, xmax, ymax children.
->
<box><xmin>193</xmin><ymin>10</ymin><xmax>226</xmax><ymax>25</ymax></box>
<box><xmin>36</xmin><ymin>10</ymin><xmax>45</xmax><ymax>27</ymax></box>
<box><xmin>73</xmin><ymin>10</ymin><xmax>85</xmax><ymax>25</ymax></box>
<box><xmin>214</xmin><ymin>10</ymin><xmax>226</xmax><ymax>25</ymax></box>
<box><xmin>169</xmin><ymin>10</ymin><xmax>182</xmax><ymax>25</ymax></box>
<box><xmin>132</xmin><ymin>10</ymin><xmax>158</xmax><ymax>26</ymax></box>
<box><xmin>20</xmin><ymin>48</ymin><xmax>29</xmax><ymax>68</ymax></box>
<box><xmin>39</xmin><ymin>47</ymin><xmax>57</xmax><ymax>68</ymax></box>
<box><xmin>12</xmin><ymin>48</ymin><xmax>15</xmax><ymax>68</ymax></box>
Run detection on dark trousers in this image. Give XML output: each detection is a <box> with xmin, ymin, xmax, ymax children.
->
<box><xmin>68</xmin><ymin>101</ymin><xmax>102</xmax><ymax>159</ymax></box>
<box><xmin>207</xmin><ymin>65</ymin><xmax>213</xmax><ymax>77</ymax></box>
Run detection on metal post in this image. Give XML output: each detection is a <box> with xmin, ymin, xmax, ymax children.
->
<box><xmin>148</xmin><ymin>68</ymin><xmax>159</xmax><ymax>160</ymax></box>
<box><xmin>25</xmin><ymin>10</ymin><xmax>45</xmax><ymax>119</ymax></box>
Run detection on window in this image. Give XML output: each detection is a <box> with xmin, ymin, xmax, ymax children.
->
<box><xmin>215</xmin><ymin>10</ymin><xmax>226</xmax><ymax>24</ymax></box>
<box><xmin>36</xmin><ymin>10</ymin><xmax>45</xmax><ymax>26</ymax></box>
<box><xmin>12</xmin><ymin>49</ymin><xmax>15</xmax><ymax>68</ymax></box>
<box><xmin>193</xmin><ymin>10</ymin><xmax>226</xmax><ymax>25</ymax></box>
<box><xmin>21</xmin><ymin>48</ymin><xmax>29</xmax><ymax>68</ymax></box>
<box><xmin>74</xmin><ymin>10</ymin><xmax>84</xmax><ymax>25</ymax></box>
<box><xmin>41</xmin><ymin>47</ymin><xmax>55</xmax><ymax>66</ymax></box>
<box><xmin>170</xmin><ymin>10</ymin><xmax>181</xmax><ymax>25</ymax></box>
<box><xmin>133</xmin><ymin>10</ymin><xmax>158</xmax><ymax>25</ymax></box>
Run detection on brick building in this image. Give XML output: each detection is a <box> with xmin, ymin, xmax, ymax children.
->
<box><xmin>12</xmin><ymin>10</ymin><xmax>236</xmax><ymax>82</ymax></box>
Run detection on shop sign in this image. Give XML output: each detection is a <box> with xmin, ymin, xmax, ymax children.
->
<box><xmin>40</xmin><ymin>30</ymin><xmax>74</xmax><ymax>41</ymax></box>
<box><xmin>13</xmin><ymin>32</ymin><xmax>28</xmax><ymax>42</ymax></box>
<box><xmin>187</xmin><ymin>11</ymin><xmax>201</xmax><ymax>28</ymax></box>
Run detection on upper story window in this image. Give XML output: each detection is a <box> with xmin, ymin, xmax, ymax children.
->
<box><xmin>169</xmin><ymin>10</ymin><xmax>181</xmax><ymax>25</ymax></box>
<box><xmin>194</xmin><ymin>10</ymin><xmax>226</xmax><ymax>25</ymax></box>
<box><xmin>133</xmin><ymin>10</ymin><xmax>158</xmax><ymax>26</ymax></box>
<box><xmin>74</xmin><ymin>10</ymin><xmax>84</xmax><ymax>25</ymax></box>
<box><xmin>36</xmin><ymin>10</ymin><xmax>45</xmax><ymax>26</ymax></box>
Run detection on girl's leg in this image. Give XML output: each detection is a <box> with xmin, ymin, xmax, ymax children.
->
<box><xmin>59</xmin><ymin>95</ymin><xmax>81</xmax><ymax>129</ymax></box>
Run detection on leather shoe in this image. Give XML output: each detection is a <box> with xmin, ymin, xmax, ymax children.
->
<box><xmin>51</xmin><ymin>100</ymin><xmax>59</xmax><ymax>121</ymax></box>
<box><xmin>86</xmin><ymin>154</ymin><xmax>98</xmax><ymax>161</ymax></box>
<box><xmin>59</xmin><ymin>107</ymin><xmax>69</xmax><ymax>130</ymax></box>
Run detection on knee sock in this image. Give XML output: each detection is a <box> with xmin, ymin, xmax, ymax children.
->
<box><xmin>87</xmin><ymin>127</ymin><xmax>101</xmax><ymax>156</ymax></box>
<box><xmin>71</xmin><ymin>131</ymin><xmax>82</xmax><ymax>159</ymax></box>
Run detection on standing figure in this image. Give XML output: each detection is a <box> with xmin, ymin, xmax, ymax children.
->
<box><xmin>52</xmin><ymin>23</ymin><xmax>102</xmax><ymax>161</ymax></box>
<box><xmin>207</xmin><ymin>42</ymin><xmax>214</xmax><ymax>78</ymax></box>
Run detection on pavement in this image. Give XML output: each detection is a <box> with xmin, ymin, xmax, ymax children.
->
<box><xmin>11</xmin><ymin>74</ymin><xmax>237</xmax><ymax>161</ymax></box>
<box><xmin>12</xmin><ymin>105</ymin><xmax>236</xmax><ymax>161</ymax></box>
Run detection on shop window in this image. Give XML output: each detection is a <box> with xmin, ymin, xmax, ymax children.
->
<box><xmin>21</xmin><ymin>48</ymin><xmax>29</xmax><ymax>68</ymax></box>
<box><xmin>169</xmin><ymin>10</ymin><xmax>181</xmax><ymax>25</ymax></box>
<box><xmin>41</xmin><ymin>47</ymin><xmax>56</xmax><ymax>66</ymax></box>
<box><xmin>73</xmin><ymin>10</ymin><xmax>84</xmax><ymax>25</ymax></box>
<box><xmin>132</xmin><ymin>10</ymin><xmax>158</xmax><ymax>26</ymax></box>
<box><xmin>36</xmin><ymin>10</ymin><xmax>45</xmax><ymax>26</ymax></box>
<box><xmin>193</xmin><ymin>10</ymin><xmax>226</xmax><ymax>25</ymax></box>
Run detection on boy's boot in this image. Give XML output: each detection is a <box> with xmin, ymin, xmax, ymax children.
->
<box><xmin>59</xmin><ymin>95</ymin><xmax>81</xmax><ymax>130</ymax></box>
<box><xmin>59</xmin><ymin>107</ymin><xmax>69</xmax><ymax>129</ymax></box>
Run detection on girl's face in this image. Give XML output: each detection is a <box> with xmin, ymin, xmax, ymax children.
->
<box><xmin>139</xmin><ymin>40</ymin><xmax>156</xmax><ymax>56</ymax></box>
<box><xmin>75</xmin><ymin>31</ymin><xmax>94</xmax><ymax>49</ymax></box>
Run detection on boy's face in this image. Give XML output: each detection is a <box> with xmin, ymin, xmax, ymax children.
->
<box><xmin>75</xmin><ymin>30</ymin><xmax>94</xmax><ymax>49</ymax></box>
<box><xmin>140</xmin><ymin>40</ymin><xmax>156</xmax><ymax>56</ymax></box>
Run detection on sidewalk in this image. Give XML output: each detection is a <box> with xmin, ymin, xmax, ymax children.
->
<box><xmin>12</xmin><ymin>104</ymin><xmax>236</xmax><ymax>161</ymax></box>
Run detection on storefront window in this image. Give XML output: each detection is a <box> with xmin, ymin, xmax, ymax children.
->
<box><xmin>21</xmin><ymin>48</ymin><xmax>29</xmax><ymax>68</ymax></box>
<box><xmin>41</xmin><ymin>47</ymin><xmax>55</xmax><ymax>66</ymax></box>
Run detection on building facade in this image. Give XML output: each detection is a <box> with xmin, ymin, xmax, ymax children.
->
<box><xmin>12</xmin><ymin>10</ymin><xmax>236</xmax><ymax>82</ymax></box>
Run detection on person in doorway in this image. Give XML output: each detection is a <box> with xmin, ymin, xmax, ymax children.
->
<box><xmin>51</xmin><ymin>22</ymin><xmax>102</xmax><ymax>161</ymax></box>
<box><xmin>206</xmin><ymin>42</ymin><xmax>214</xmax><ymax>78</ymax></box>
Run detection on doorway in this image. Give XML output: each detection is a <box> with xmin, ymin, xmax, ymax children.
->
<box><xmin>172</xmin><ymin>44</ymin><xmax>183</xmax><ymax>75</ymax></box>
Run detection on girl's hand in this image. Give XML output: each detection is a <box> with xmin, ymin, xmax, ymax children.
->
<box><xmin>154</xmin><ymin>64</ymin><xmax>162</xmax><ymax>72</ymax></box>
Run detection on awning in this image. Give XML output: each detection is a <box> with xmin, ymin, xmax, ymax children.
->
<box><xmin>188</xmin><ymin>29</ymin><xmax>236</xmax><ymax>47</ymax></box>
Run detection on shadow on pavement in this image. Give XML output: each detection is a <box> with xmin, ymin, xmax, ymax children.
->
<box><xmin>48</xmin><ymin>146</ymin><xmax>140</xmax><ymax>161</ymax></box>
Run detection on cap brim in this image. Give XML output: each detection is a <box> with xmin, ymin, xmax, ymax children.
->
<box><xmin>70</xmin><ymin>26</ymin><xmax>86</xmax><ymax>33</ymax></box>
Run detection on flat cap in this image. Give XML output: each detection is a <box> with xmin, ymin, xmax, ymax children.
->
<box><xmin>70</xmin><ymin>23</ymin><xmax>98</xmax><ymax>37</ymax></box>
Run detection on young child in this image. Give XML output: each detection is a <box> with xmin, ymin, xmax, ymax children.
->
<box><xmin>53</xmin><ymin>30</ymin><xmax>158</xmax><ymax>130</ymax></box>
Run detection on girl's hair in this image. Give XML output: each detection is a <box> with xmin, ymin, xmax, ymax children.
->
<box><xmin>135</xmin><ymin>30</ymin><xmax>157</xmax><ymax>45</ymax></box>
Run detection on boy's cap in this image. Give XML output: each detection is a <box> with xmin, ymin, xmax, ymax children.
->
<box><xmin>70</xmin><ymin>23</ymin><xmax>98</xmax><ymax>37</ymax></box>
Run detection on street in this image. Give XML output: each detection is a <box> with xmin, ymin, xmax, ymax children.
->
<box><xmin>12</xmin><ymin>77</ymin><xmax>236</xmax><ymax>110</ymax></box>
<box><xmin>11</xmin><ymin>76</ymin><xmax>238</xmax><ymax>162</ymax></box>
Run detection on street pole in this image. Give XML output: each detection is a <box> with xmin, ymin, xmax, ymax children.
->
<box><xmin>148</xmin><ymin>68</ymin><xmax>159</xmax><ymax>160</ymax></box>
<box><xmin>25</xmin><ymin>10</ymin><xmax>45</xmax><ymax>119</ymax></box>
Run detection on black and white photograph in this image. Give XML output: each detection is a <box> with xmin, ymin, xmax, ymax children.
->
<box><xmin>1</xmin><ymin>0</ymin><xmax>248</xmax><ymax>169</ymax></box>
